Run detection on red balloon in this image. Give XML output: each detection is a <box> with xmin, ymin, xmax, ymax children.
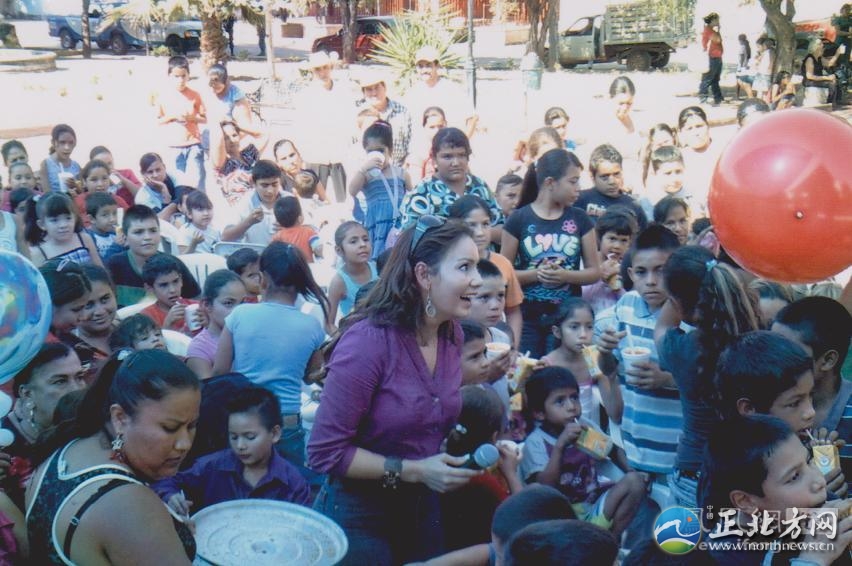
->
<box><xmin>708</xmin><ymin>109</ymin><xmax>852</xmax><ymax>283</ymax></box>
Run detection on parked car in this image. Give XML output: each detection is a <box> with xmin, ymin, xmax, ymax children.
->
<box><xmin>557</xmin><ymin>0</ymin><xmax>691</xmax><ymax>71</ymax></box>
<box><xmin>46</xmin><ymin>1</ymin><xmax>201</xmax><ymax>55</ymax></box>
<box><xmin>311</xmin><ymin>16</ymin><xmax>395</xmax><ymax>60</ymax></box>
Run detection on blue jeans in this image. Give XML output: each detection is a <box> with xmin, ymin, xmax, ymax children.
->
<box><xmin>669</xmin><ymin>469</ymin><xmax>699</xmax><ymax>508</ymax></box>
<box><xmin>699</xmin><ymin>57</ymin><xmax>723</xmax><ymax>103</ymax></box>
<box><xmin>171</xmin><ymin>143</ymin><xmax>205</xmax><ymax>192</ymax></box>
<box><xmin>275</xmin><ymin>425</ymin><xmax>305</xmax><ymax>468</ymax></box>
<box><xmin>314</xmin><ymin>477</ymin><xmax>444</xmax><ymax>566</ymax></box>
<box><xmin>520</xmin><ymin>301</ymin><xmax>561</xmax><ymax>359</ymax></box>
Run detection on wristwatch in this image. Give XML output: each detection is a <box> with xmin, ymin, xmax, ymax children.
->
<box><xmin>382</xmin><ymin>457</ymin><xmax>403</xmax><ymax>489</ymax></box>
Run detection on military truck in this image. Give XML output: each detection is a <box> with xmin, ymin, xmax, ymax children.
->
<box><xmin>558</xmin><ymin>1</ymin><xmax>692</xmax><ymax>71</ymax></box>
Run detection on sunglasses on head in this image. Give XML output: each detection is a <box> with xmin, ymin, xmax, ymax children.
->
<box><xmin>410</xmin><ymin>215</ymin><xmax>445</xmax><ymax>255</ymax></box>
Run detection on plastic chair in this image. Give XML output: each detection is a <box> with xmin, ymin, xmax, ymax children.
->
<box><xmin>162</xmin><ymin>329</ymin><xmax>192</xmax><ymax>357</ymax></box>
<box><xmin>115</xmin><ymin>299</ymin><xmax>155</xmax><ymax>321</ymax></box>
<box><xmin>177</xmin><ymin>253</ymin><xmax>228</xmax><ymax>289</ymax></box>
<box><xmin>309</xmin><ymin>262</ymin><xmax>336</xmax><ymax>292</ymax></box>
<box><xmin>212</xmin><ymin>241</ymin><xmax>267</xmax><ymax>258</ymax></box>
<box><xmin>158</xmin><ymin>220</ymin><xmax>182</xmax><ymax>255</ymax></box>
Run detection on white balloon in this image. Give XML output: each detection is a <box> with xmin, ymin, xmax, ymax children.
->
<box><xmin>0</xmin><ymin>392</ymin><xmax>12</xmax><ymax>419</ymax></box>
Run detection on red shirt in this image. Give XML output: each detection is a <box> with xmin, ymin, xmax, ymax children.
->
<box><xmin>271</xmin><ymin>225</ymin><xmax>320</xmax><ymax>263</ymax></box>
<box><xmin>141</xmin><ymin>300</ymin><xmax>199</xmax><ymax>335</ymax></box>
<box><xmin>702</xmin><ymin>25</ymin><xmax>723</xmax><ymax>58</ymax></box>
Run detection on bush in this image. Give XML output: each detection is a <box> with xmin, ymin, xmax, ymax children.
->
<box><xmin>371</xmin><ymin>8</ymin><xmax>463</xmax><ymax>91</ymax></box>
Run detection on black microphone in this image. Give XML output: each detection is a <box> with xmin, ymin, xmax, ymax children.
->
<box><xmin>461</xmin><ymin>444</ymin><xmax>499</xmax><ymax>470</ymax></box>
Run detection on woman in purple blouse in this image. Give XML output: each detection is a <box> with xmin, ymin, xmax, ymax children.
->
<box><xmin>308</xmin><ymin>217</ymin><xmax>483</xmax><ymax>565</ymax></box>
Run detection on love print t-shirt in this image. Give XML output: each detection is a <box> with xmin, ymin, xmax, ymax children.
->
<box><xmin>504</xmin><ymin>205</ymin><xmax>594</xmax><ymax>303</ymax></box>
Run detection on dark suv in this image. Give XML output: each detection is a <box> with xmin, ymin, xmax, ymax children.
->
<box><xmin>311</xmin><ymin>16</ymin><xmax>395</xmax><ymax>59</ymax></box>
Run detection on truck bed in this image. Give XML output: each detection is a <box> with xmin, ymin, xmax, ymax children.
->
<box><xmin>604</xmin><ymin>1</ymin><xmax>692</xmax><ymax>47</ymax></box>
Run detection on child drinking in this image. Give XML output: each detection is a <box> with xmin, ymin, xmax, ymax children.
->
<box><xmin>541</xmin><ymin>298</ymin><xmax>621</xmax><ymax>428</ymax></box>
<box><xmin>38</xmin><ymin>124</ymin><xmax>81</xmax><ymax>194</ymax></box>
<box><xmin>178</xmin><ymin>191</ymin><xmax>220</xmax><ymax>254</ymax></box>
<box><xmin>501</xmin><ymin>149</ymin><xmax>600</xmax><ymax>358</ymax></box>
<box><xmin>83</xmin><ymin>192</ymin><xmax>120</xmax><ymax>260</ymax></box>
<box><xmin>186</xmin><ymin>269</ymin><xmax>247</xmax><ymax>380</ymax></box>
<box><xmin>271</xmin><ymin>196</ymin><xmax>323</xmax><ymax>263</ymax></box>
<box><xmin>223</xmin><ymin>160</ymin><xmax>285</xmax><ymax>246</ymax></box>
<box><xmin>212</xmin><ymin>242</ymin><xmax>330</xmax><ymax>467</ymax></box>
<box><xmin>327</xmin><ymin>221</ymin><xmax>378</xmax><ymax>329</ymax></box>
<box><xmin>89</xmin><ymin>145</ymin><xmax>142</xmax><ymax>204</ymax></box>
<box><xmin>348</xmin><ymin>121</ymin><xmax>411</xmax><ymax>257</ymax></box>
<box><xmin>109</xmin><ymin>313</ymin><xmax>167</xmax><ymax>351</ymax></box>
<box><xmin>153</xmin><ymin>386</ymin><xmax>310</xmax><ymax>513</ymax></box>
<box><xmin>140</xmin><ymin>254</ymin><xmax>202</xmax><ymax>335</ymax></box>
<box><xmin>582</xmin><ymin>208</ymin><xmax>638</xmax><ymax>313</ymax></box>
<box><xmin>226</xmin><ymin>248</ymin><xmax>261</xmax><ymax>303</ymax></box>
<box><xmin>448</xmin><ymin>195</ymin><xmax>523</xmax><ymax>343</ymax></box>
<box><xmin>700</xmin><ymin>415</ymin><xmax>852</xmax><ymax>566</ymax></box>
<box><xmin>25</xmin><ymin>192</ymin><xmax>102</xmax><ymax>268</ymax></box>
<box><xmin>442</xmin><ymin>385</ymin><xmax>523</xmax><ymax>550</ymax></box>
<box><xmin>653</xmin><ymin>195</ymin><xmax>691</xmax><ymax>246</ymax></box>
<box><xmin>520</xmin><ymin>367</ymin><xmax>645</xmax><ymax>538</ymax></box>
<box><xmin>655</xmin><ymin>245</ymin><xmax>760</xmax><ymax>507</ymax></box>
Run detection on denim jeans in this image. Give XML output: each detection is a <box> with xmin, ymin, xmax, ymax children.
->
<box><xmin>699</xmin><ymin>57</ymin><xmax>723</xmax><ymax>103</ymax></box>
<box><xmin>669</xmin><ymin>469</ymin><xmax>699</xmax><ymax>508</ymax></box>
<box><xmin>275</xmin><ymin>425</ymin><xmax>306</xmax><ymax>468</ymax></box>
<box><xmin>520</xmin><ymin>301</ymin><xmax>561</xmax><ymax>359</ymax></box>
<box><xmin>171</xmin><ymin>143</ymin><xmax>206</xmax><ymax>192</ymax></box>
<box><xmin>314</xmin><ymin>477</ymin><xmax>444</xmax><ymax>566</ymax></box>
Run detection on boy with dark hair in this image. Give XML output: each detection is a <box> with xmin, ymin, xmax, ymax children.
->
<box><xmin>521</xmin><ymin>367</ymin><xmax>645</xmax><ymax>538</ymax></box>
<box><xmin>582</xmin><ymin>207</ymin><xmax>639</xmax><ymax>313</ymax></box>
<box><xmin>714</xmin><ymin>331</ymin><xmax>847</xmax><ymax>497</ymax></box>
<box><xmin>153</xmin><ymin>386</ymin><xmax>310</xmax><ymax>514</ymax></box>
<box><xmin>504</xmin><ymin>519</ymin><xmax>618</xmax><ymax>566</ymax></box>
<box><xmin>223</xmin><ymin>160</ymin><xmax>286</xmax><ymax>245</ymax></box>
<box><xmin>271</xmin><ymin>196</ymin><xmax>323</xmax><ymax>262</ymax></box>
<box><xmin>105</xmin><ymin>205</ymin><xmax>200</xmax><ymax>308</ymax></box>
<box><xmin>226</xmin><ymin>247</ymin><xmax>261</xmax><ymax>303</ymax></box>
<box><xmin>157</xmin><ymin>56</ymin><xmax>206</xmax><ymax>191</ymax></box>
<box><xmin>109</xmin><ymin>313</ymin><xmax>166</xmax><ymax>351</ymax></box>
<box><xmin>494</xmin><ymin>174</ymin><xmax>523</xmax><ymax>218</ymax></box>
<box><xmin>595</xmin><ymin>225</ymin><xmax>682</xmax><ymax>496</ymax></box>
<box><xmin>772</xmin><ymin>296</ymin><xmax>852</xmax><ymax>485</ymax></box>
<box><xmin>178</xmin><ymin>190</ymin><xmax>220</xmax><ymax>254</ymax></box>
<box><xmin>140</xmin><ymin>253</ymin><xmax>201</xmax><ymax>334</ymax></box>
<box><xmin>574</xmin><ymin>144</ymin><xmax>647</xmax><ymax>229</ymax></box>
<box><xmin>84</xmin><ymin>192</ymin><xmax>120</xmax><ymax>259</ymax></box>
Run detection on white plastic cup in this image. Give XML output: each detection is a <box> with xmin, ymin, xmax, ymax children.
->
<box><xmin>57</xmin><ymin>172</ymin><xmax>75</xmax><ymax>192</ymax></box>
<box><xmin>485</xmin><ymin>342</ymin><xmax>511</xmax><ymax>360</ymax></box>
<box><xmin>185</xmin><ymin>304</ymin><xmax>202</xmax><ymax>331</ymax></box>
<box><xmin>622</xmin><ymin>346</ymin><xmax>651</xmax><ymax>382</ymax></box>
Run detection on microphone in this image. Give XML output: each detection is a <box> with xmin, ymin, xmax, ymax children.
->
<box><xmin>461</xmin><ymin>444</ymin><xmax>500</xmax><ymax>470</ymax></box>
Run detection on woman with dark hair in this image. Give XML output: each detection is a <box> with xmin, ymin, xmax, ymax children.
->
<box><xmin>40</xmin><ymin>259</ymin><xmax>92</xmax><ymax>341</ymax></box>
<box><xmin>698</xmin><ymin>12</ymin><xmax>724</xmax><ymax>105</ymax></box>
<box><xmin>26</xmin><ymin>349</ymin><xmax>200</xmax><ymax>565</ymax></box>
<box><xmin>677</xmin><ymin>106</ymin><xmax>718</xmax><ymax>218</ymax></box>
<box><xmin>398</xmin><ymin>128</ymin><xmax>503</xmax><ymax>240</ymax></box>
<box><xmin>308</xmin><ymin>218</ymin><xmax>483</xmax><ymax>565</ymax></box>
<box><xmin>65</xmin><ymin>265</ymin><xmax>118</xmax><ymax>382</ymax></box>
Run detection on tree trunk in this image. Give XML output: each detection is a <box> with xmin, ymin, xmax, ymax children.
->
<box><xmin>265</xmin><ymin>0</ymin><xmax>277</xmax><ymax>80</ymax></box>
<box><xmin>342</xmin><ymin>0</ymin><xmax>359</xmax><ymax>63</ymax></box>
<box><xmin>760</xmin><ymin>0</ymin><xmax>796</xmax><ymax>72</ymax></box>
<box><xmin>545</xmin><ymin>0</ymin><xmax>558</xmax><ymax>70</ymax></box>
<box><xmin>526</xmin><ymin>0</ymin><xmax>545</xmax><ymax>58</ymax></box>
<box><xmin>81</xmin><ymin>0</ymin><xmax>91</xmax><ymax>58</ymax></box>
<box><xmin>200</xmin><ymin>13</ymin><xmax>228</xmax><ymax>70</ymax></box>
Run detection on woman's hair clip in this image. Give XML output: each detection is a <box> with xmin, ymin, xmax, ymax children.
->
<box><xmin>454</xmin><ymin>424</ymin><xmax>468</xmax><ymax>435</ymax></box>
<box><xmin>116</xmin><ymin>349</ymin><xmax>133</xmax><ymax>362</ymax></box>
<box><xmin>705</xmin><ymin>258</ymin><xmax>718</xmax><ymax>272</ymax></box>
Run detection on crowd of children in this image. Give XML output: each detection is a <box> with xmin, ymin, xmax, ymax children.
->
<box><xmin>1</xmin><ymin>50</ymin><xmax>851</xmax><ymax>566</ymax></box>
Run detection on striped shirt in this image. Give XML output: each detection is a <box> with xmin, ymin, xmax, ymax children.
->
<box><xmin>595</xmin><ymin>291</ymin><xmax>683</xmax><ymax>474</ymax></box>
<box><xmin>822</xmin><ymin>378</ymin><xmax>851</xmax><ymax>488</ymax></box>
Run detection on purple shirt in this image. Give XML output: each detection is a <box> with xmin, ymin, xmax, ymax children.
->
<box><xmin>307</xmin><ymin>319</ymin><xmax>463</xmax><ymax>477</ymax></box>
<box><xmin>152</xmin><ymin>448</ymin><xmax>310</xmax><ymax>509</ymax></box>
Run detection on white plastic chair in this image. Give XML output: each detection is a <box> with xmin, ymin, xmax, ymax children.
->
<box><xmin>212</xmin><ymin>241</ymin><xmax>267</xmax><ymax>258</ymax></box>
<box><xmin>158</xmin><ymin>220</ymin><xmax>182</xmax><ymax>255</ymax></box>
<box><xmin>177</xmin><ymin>253</ymin><xmax>228</xmax><ymax>289</ymax></box>
<box><xmin>162</xmin><ymin>329</ymin><xmax>192</xmax><ymax>357</ymax></box>
<box><xmin>115</xmin><ymin>299</ymin><xmax>155</xmax><ymax>321</ymax></box>
<box><xmin>309</xmin><ymin>262</ymin><xmax>336</xmax><ymax>292</ymax></box>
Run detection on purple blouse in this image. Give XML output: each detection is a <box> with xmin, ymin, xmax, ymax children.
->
<box><xmin>307</xmin><ymin>319</ymin><xmax>463</xmax><ymax>477</ymax></box>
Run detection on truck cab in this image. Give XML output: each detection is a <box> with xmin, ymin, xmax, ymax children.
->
<box><xmin>558</xmin><ymin>15</ymin><xmax>603</xmax><ymax>68</ymax></box>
